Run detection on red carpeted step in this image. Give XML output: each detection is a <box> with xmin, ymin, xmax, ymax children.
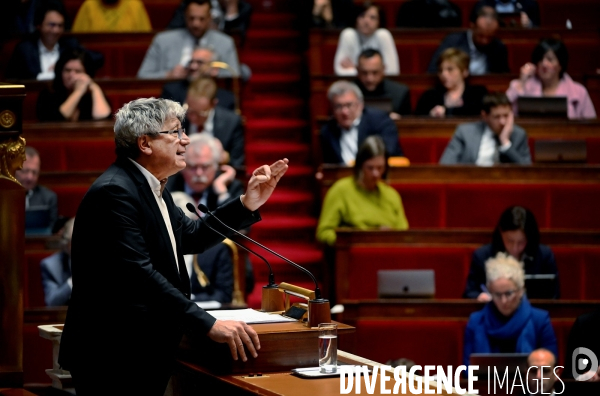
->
<box><xmin>242</xmin><ymin>96</ymin><xmax>305</xmax><ymax>119</ymax></box>
<box><xmin>245</xmin><ymin>73</ymin><xmax>303</xmax><ymax>97</ymax></box>
<box><xmin>245</xmin><ymin>118</ymin><xmax>308</xmax><ymax>141</ymax></box>
<box><xmin>245</xmin><ymin>141</ymin><xmax>311</xmax><ymax>166</ymax></box>
<box><xmin>249</xmin><ymin>215</ymin><xmax>318</xmax><ymax>241</ymax></box>
<box><xmin>250</xmin><ymin>13</ymin><xmax>297</xmax><ymax>29</ymax></box>
<box><xmin>245</xmin><ymin>0</ymin><xmax>299</xmax><ymax>13</ymax></box>
<box><xmin>240</xmin><ymin>53</ymin><xmax>303</xmax><ymax>74</ymax></box>
<box><xmin>244</xmin><ymin>29</ymin><xmax>301</xmax><ymax>51</ymax></box>
<box><xmin>257</xmin><ymin>189</ymin><xmax>316</xmax><ymax>216</ymax></box>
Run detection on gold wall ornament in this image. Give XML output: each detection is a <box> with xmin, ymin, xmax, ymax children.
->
<box><xmin>0</xmin><ymin>136</ymin><xmax>26</xmax><ymax>184</ymax></box>
<box><xmin>0</xmin><ymin>109</ymin><xmax>16</xmax><ymax>129</ymax></box>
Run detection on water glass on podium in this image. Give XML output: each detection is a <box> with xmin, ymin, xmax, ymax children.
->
<box><xmin>318</xmin><ymin>323</ymin><xmax>338</xmax><ymax>373</ymax></box>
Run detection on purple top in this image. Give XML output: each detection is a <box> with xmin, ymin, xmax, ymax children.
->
<box><xmin>506</xmin><ymin>73</ymin><xmax>596</xmax><ymax>119</ymax></box>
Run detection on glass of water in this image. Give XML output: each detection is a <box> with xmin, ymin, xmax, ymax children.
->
<box><xmin>318</xmin><ymin>323</ymin><xmax>338</xmax><ymax>373</ymax></box>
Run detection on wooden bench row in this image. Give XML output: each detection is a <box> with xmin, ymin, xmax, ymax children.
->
<box><xmin>331</xmin><ymin>229</ymin><xmax>600</xmax><ymax>302</ymax></box>
<box><xmin>309</xmin><ymin>28</ymin><xmax>600</xmax><ymax>76</ymax></box>
<box><xmin>309</xmin><ymin>74</ymin><xmax>600</xmax><ymax>123</ymax></box>
<box><xmin>337</xmin><ymin>299</ymin><xmax>600</xmax><ymax>368</ymax></box>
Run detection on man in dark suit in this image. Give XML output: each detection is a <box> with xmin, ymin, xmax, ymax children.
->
<box><xmin>320</xmin><ymin>80</ymin><xmax>403</xmax><ymax>165</ymax></box>
<box><xmin>6</xmin><ymin>0</ymin><xmax>79</xmax><ymax>80</ymax></box>
<box><xmin>15</xmin><ymin>146</ymin><xmax>58</xmax><ymax>232</ymax></box>
<box><xmin>58</xmin><ymin>97</ymin><xmax>288</xmax><ymax>395</ymax></box>
<box><xmin>427</xmin><ymin>5</ymin><xmax>510</xmax><ymax>75</ymax></box>
<box><xmin>355</xmin><ymin>49</ymin><xmax>412</xmax><ymax>119</ymax></box>
<box><xmin>439</xmin><ymin>92</ymin><xmax>531</xmax><ymax>165</ymax></box>
<box><xmin>160</xmin><ymin>46</ymin><xmax>236</xmax><ymax>111</ymax></box>
<box><xmin>474</xmin><ymin>0</ymin><xmax>540</xmax><ymax>28</ymax></box>
<box><xmin>40</xmin><ymin>216</ymin><xmax>74</xmax><ymax>306</ymax></box>
<box><xmin>185</xmin><ymin>76</ymin><xmax>244</xmax><ymax>167</ymax></box>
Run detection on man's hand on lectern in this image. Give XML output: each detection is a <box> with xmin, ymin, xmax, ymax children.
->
<box><xmin>207</xmin><ymin>320</ymin><xmax>261</xmax><ymax>361</ymax></box>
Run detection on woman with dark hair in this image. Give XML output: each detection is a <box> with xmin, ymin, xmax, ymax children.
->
<box><xmin>506</xmin><ymin>38</ymin><xmax>596</xmax><ymax>119</ymax></box>
<box><xmin>415</xmin><ymin>47</ymin><xmax>488</xmax><ymax>117</ymax></box>
<box><xmin>463</xmin><ymin>206</ymin><xmax>559</xmax><ymax>301</ymax></box>
<box><xmin>333</xmin><ymin>1</ymin><xmax>399</xmax><ymax>76</ymax></box>
<box><xmin>316</xmin><ymin>135</ymin><xmax>408</xmax><ymax>246</ymax></box>
<box><xmin>36</xmin><ymin>48</ymin><xmax>111</xmax><ymax>122</ymax></box>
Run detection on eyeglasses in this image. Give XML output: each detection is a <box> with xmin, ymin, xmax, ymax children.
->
<box><xmin>333</xmin><ymin>101</ymin><xmax>358</xmax><ymax>112</ymax></box>
<box><xmin>155</xmin><ymin>128</ymin><xmax>186</xmax><ymax>140</ymax></box>
<box><xmin>186</xmin><ymin>163</ymin><xmax>216</xmax><ymax>172</ymax></box>
<box><xmin>491</xmin><ymin>289</ymin><xmax>519</xmax><ymax>300</ymax></box>
<box><xmin>188</xmin><ymin>59</ymin><xmax>208</xmax><ymax>66</ymax></box>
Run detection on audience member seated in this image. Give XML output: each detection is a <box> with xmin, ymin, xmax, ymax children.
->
<box><xmin>6</xmin><ymin>0</ymin><xmax>78</xmax><ymax>81</ymax></box>
<box><xmin>564</xmin><ymin>308</ymin><xmax>600</xmax><ymax>381</ymax></box>
<box><xmin>309</xmin><ymin>0</ymin><xmax>354</xmax><ymax>28</ymax></box>
<box><xmin>160</xmin><ymin>46</ymin><xmax>235</xmax><ymax>110</ymax></box>
<box><xmin>166</xmin><ymin>134</ymin><xmax>254</xmax><ymax>294</ymax></box>
<box><xmin>10</xmin><ymin>0</ymin><xmax>68</xmax><ymax>35</ymax></box>
<box><xmin>71</xmin><ymin>0</ymin><xmax>152</xmax><ymax>32</ymax></box>
<box><xmin>334</xmin><ymin>1</ymin><xmax>399</xmax><ymax>76</ymax></box>
<box><xmin>320</xmin><ymin>80</ymin><xmax>403</xmax><ymax>165</ymax></box>
<box><xmin>15</xmin><ymin>146</ymin><xmax>58</xmax><ymax>232</ymax></box>
<box><xmin>36</xmin><ymin>48</ymin><xmax>111</xmax><ymax>122</ymax></box>
<box><xmin>396</xmin><ymin>0</ymin><xmax>462</xmax><ymax>28</ymax></box>
<box><xmin>316</xmin><ymin>135</ymin><xmax>409</xmax><ymax>246</ymax></box>
<box><xmin>168</xmin><ymin>0</ymin><xmax>252</xmax><ymax>42</ymax></box>
<box><xmin>171</xmin><ymin>191</ymin><xmax>234</xmax><ymax>303</ymax></box>
<box><xmin>184</xmin><ymin>77</ymin><xmax>244</xmax><ymax>166</ymax></box>
<box><xmin>473</xmin><ymin>0</ymin><xmax>540</xmax><ymax>28</ymax></box>
<box><xmin>355</xmin><ymin>49</ymin><xmax>411</xmax><ymax>120</ymax></box>
<box><xmin>506</xmin><ymin>38</ymin><xmax>597</xmax><ymax>120</ymax></box>
<box><xmin>463</xmin><ymin>252</ymin><xmax>558</xmax><ymax>366</ymax></box>
<box><xmin>427</xmin><ymin>5</ymin><xmax>509</xmax><ymax>75</ymax></box>
<box><xmin>138</xmin><ymin>0</ymin><xmax>241</xmax><ymax>79</ymax></box>
<box><xmin>439</xmin><ymin>92</ymin><xmax>531</xmax><ymax>165</ymax></box>
<box><xmin>416</xmin><ymin>48</ymin><xmax>488</xmax><ymax>117</ymax></box>
<box><xmin>526</xmin><ymin>349</ymin><xmax>563</xmax><ymax>395</ymax></box>
<box><xmin>40</xmin><ymin>216</ymin><xmax>74</xmax><ymax>306</ymax></box>
<box><xmin>463</xmin><ymin>206</ymin><xmax>560</xmax><ymax>301</ymax></box>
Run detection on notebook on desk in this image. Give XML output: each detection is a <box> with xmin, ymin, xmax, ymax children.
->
<box><xmin>534</xmin><ymin>140</ymin><xmax>587</xmax><ymax>163</ymax></box>
<box><xmin>470</xmin><ymin>353</ymin><xmax>529</xmax><ymax>377</ymax></box>
<box><xmin>377</xmin><ymin>269</ymin><xmax>435</xmax><ymax>298</ymax></box>
<box><xmin>517</xmin><ymin>96</ymin><xmax>568</xmax><ymax>118</ymax></box>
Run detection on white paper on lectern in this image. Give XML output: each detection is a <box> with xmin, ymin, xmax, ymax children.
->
<box><xmin>195</xmin><ymin>301</ymin><xmax>222</xmax><ymax>310</ymax></box>
<box><xmin>207</xmin><ymin>308</ymin><xmax>297</xmax><ymax>324</ymax></box>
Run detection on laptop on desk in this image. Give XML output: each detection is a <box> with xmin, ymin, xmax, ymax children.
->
<box><xmin>517</xmin><ymin>96</ymin><xmax>568</xmax><ymax>118</ymax></box>
<box><xmin>524</xmin><ymin>274</ymin><xmax>558</xmax><ymax>299</ymax></box>
<box><xmin>470</xmin><ymin>353</ymin><xmax>529</xmax><ymax>378</ymax></box>
<box><xmin>364</xmin><ymin>97</ymin><xmax>393</xmax><ymax>114</ymax></box>
<box><xmin>534</xmin><ymin>140</ymin><xmax>587</xmax><ymax>163</ymax></box>
<box><xmin>25</xmin><ymin>206</ymin><xmax>52</xmax><ymax>235</ymax></box>
<box><xmin>377</xmin><ymin>269</ymin><xmax>435</xmax><ymax>298</ymax></box>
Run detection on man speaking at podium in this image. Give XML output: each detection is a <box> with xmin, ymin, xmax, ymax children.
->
<box><xmin>58</xmin><ymin>98</ymin><xmax>289</xmax><ymax>395</ymax></box>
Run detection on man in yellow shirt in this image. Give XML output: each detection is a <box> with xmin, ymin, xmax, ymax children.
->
<box><xmin>72</xmin><ymin>0</ymin><xmax>152</xmax><ymax>32</ymax></box>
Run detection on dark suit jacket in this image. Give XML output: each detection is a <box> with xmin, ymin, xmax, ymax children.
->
<box><xmin>475</xmin><ymin>0</ymin><xmax>540</xmax><ymax>27</ymax></box>
<box><xmin>427</xmin><ymin>31</ymin><xmax>510</xmax><ymax>74</ymax></box>
<box><xmin>40</xmin><ymin>250</ymin><xmax>72</xmax><ymax>307</ymax></box>
<box><xmin>564</xmin><ymin>309</ymin><xmax>600</xmax><ymax>380</ymax></box>
<box><xmin>357</xmin><ymin>78</ymin><xmax>412</xmax><ymax>116</ymax></box>
<box><xmin>5</xmin><ymin>35</ymin><xmax>80</xmax><ymax>80</ymax></box>
<box><xmin>191</xmin><ymin>243</ymin><xmax>233</xmax><ymax>303</ymax></box>
<box><xmin>58</xmin><ymin>157</ymin><xmax>259</xmax><ymax>392</ymax></box>
<box><xmin>439</xmin><ymin>120</ymin><xmax>531</xmax><ymax>164</ymax></box>
<box><xmin>183</xmin><ymin>106</ymin><xmax>245</xmax><ymax>167</ymax></box>
<box><xmin>320</xmin><ymin>106</ymin><xmax>403</xmax><ymax>164</ymax></box>
<box><xmin>463</xmin><ymin>244</ymin><xmax>560</xmax><ymax>299</ymax></box>
<box><xmin>415</xmin><ymin>84</ymin><xmax>488</xmax><ymax>116</ymax></box>
<box><xmin>165</xmin><ymin>172</ymin><xmax>244</xmax><ymax>213</ymax></box>
<box><xmin>160</xmin><ymin>79</ymin><xmax>236</xmax><ymax>111</ymax></box>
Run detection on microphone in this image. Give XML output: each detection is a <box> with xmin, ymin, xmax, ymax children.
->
<box><xmin>197</xmin><ymin>203</ymin><xmax>326</xmax><ymax>302</ymax></box>
<box><xmin>185</xmin><ymin>203</ymin><xmax>277</xmax><ymax>289</ymax></box>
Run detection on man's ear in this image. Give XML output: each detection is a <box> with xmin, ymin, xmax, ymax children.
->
<box><xmin>138</xmin><ymin>135</ymin><xmax>153</xmax><ymax>156</ymax></box>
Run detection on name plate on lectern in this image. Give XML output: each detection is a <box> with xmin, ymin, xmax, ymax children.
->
<box><xmin>178</xmin><ymin>321</ymin><xmax>354</xmax><ymax>374</ymax></box>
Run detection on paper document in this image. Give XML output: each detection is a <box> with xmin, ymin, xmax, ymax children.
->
<box><xmin>207</xmin><ymin>308</ymin><xmax>297</xmax><ymax>324</ymax></box>
<box><xmin>196</xmin><ymin>301</ymin><xmax>222</xmax><ymax>310</ymax></box>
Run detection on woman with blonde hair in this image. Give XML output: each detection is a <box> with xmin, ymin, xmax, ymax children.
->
<box><xmin>463</xmin><ymin>252</ymin><xmax>558</xmax><ymax>366</ymax></box>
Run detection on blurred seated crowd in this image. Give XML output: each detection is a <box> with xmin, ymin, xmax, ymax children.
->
<box><xmin>8</xmin><ymin>0</ymin><xmax>600</xmax><ymax>382</ymax></box>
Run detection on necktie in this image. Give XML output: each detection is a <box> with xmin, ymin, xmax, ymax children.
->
<box><xmin>159</xmin><ymin>178</ymin><xmax>167</xmax><ymax>197</ymax></box>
